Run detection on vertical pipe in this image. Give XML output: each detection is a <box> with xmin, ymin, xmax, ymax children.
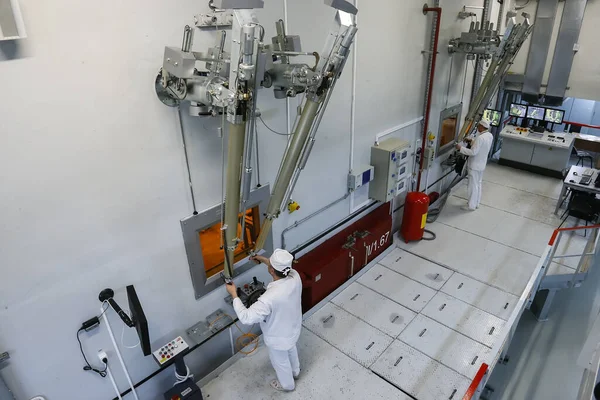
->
<box><xmin>223</xmin><ymin>122</ymin><xmax>247</xmax><ymax>277</ymax></box>
<box><xmin>254</xmin><ymin>99</ymin><xmax>320</xmax><ymax>251</ymax></box>
<box><xmin>416</xmin><ymin>5</ymin><xmax>442</xmax><ymax>193</ymax></box>
<box><xmin>349</xmin><ymin>0</ymin><xmax>358</xmax><ymax>213</ymax></box>
<box><xmin>101</xmin><ymin>308</ymin><xmax>139</xmax><ymax>400</ymax></box>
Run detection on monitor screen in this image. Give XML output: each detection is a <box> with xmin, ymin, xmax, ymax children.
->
<box><xmin>527</xmin><ymin>105</ymin><xmax>545</xmax><ymax>121</ymax></box>
<box><xmin>127</xmin><ymin>285</ymin><xmax>151</xmax><ymax>356</ymax></box>
<box><xmin>509</xmin><ymin>103</ymin><xmax>527</xmax><ymax>118</ymax></box>
<box><xmin>545</xmin><ymin>109</ymin><xmax>565</xmax><ymax>124</ymax></box>
<box><xmin>483</xmin><ymin>109</ymin><xmax>501</xmax><ymax>127</ymax></box>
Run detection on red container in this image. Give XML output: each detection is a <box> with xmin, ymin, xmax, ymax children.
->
<box><xmin>401</xmin><ymin>192</ymin><xmax>430</xmax><ymax>243</ymax></box>
<box><xmin>295</xmin><ymin>203</ymin><xmax>393</xmax><ymax>312</ymax></box>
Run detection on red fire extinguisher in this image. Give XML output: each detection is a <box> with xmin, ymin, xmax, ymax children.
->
<box><xmin>401</xmin><ymin>192</ymin><xmax>430</xmax><ymax>243</ymax></box>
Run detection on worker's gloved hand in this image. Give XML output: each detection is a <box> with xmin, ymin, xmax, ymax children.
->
<box><xmin>250</xmin><ymin>255</ymin><xmax>269</xmax><ymax>265</ymax></box>
<box><xmin>456</xmin><ymin>143</ymin><xmax>462</xmax><ymax>151</ymax></box>
<box><xmin>225</xmin><ymin>282</ymin><xmax>238</xmax><ymax>298</ymax></box>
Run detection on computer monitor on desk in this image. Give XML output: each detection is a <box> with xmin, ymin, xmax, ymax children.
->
<box><xmin>545</xmin><ymin>109</ymin><xmax>565</xmax><ymax>124</ymax></box>
<box><xmin>527</xmin><ymin>105</ymin><xmax>545</xmax><ymax>121</ymax></box>
<box><xmin>510</xmin><ymin>103</ymin><xmax>527</xmax><ymax>118</ymax></box>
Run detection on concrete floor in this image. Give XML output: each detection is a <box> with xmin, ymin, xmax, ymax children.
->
<box><xmin>199</xmin><ymin>163</ymin><xmax>598</xmax><ymax>400</ymax></box>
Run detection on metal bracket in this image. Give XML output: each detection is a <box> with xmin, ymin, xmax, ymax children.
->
<box><xmin>195</xmin><ymin>12</ymin><xmax>234</xmax><ymax>28</ymax></box>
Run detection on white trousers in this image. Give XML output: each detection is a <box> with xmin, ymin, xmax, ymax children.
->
<box><xmin>467</xmin><ymin>168</ymin><xmax>484</xmax><ymax>210</ymax></box>
<box><xmin>267</xmin><ymin>345</ymin><xmax>300</xmax><ymax>390</ymax></box>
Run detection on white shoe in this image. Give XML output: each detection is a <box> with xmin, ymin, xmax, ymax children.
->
<box><xmin>270</xmin><ymin>379</ymin><xmax>294</xmax><ymax>392</ymax></box>
<box><xmin>461</xmin><ymin>206</ymin><xmax>476</xmax><ymax>212</ymax></box>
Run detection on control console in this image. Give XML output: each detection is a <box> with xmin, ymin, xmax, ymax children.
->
<box><xmin>153</xmin><ymin>336</ymin><xmax>189</xmax><ymax>365</ymax></box>
<box><xmin>500</xmin><ymin>126</ymin><xmax>574</xmax><ymax>149</ymax></box>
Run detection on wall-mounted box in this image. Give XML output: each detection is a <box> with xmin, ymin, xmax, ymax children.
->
<box><xmin>369</xmin><ymin>138</ymin><xmax>411</xmax><ymax>202</ymax></box>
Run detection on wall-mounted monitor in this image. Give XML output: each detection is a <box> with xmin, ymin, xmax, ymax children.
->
<box><xmin>483</xmin><ymin>109</ymin><xmax>502</xmax><ymax>127</ymax></box>
<box><xmin>526</xmin><ymin>105</ymin><xmax>546</xmax><ymax>121</ymax></box>
<box><xmin>509</xmin><ymin>103</ymin><xmax>527</xmax><ymax>118</ymax></box>
<box><xmin>544</xmin><ymin>108</ymin><xmax>565</xmax><ymax>124</ymax></box>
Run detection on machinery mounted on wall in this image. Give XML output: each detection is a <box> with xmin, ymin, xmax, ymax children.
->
<box><xmin>457</xmin><ymin>12</ymin><xmax>533</xmax><ymax>142</ymax></box>
<box><xmin>155</xmin><ymin>0</ymin><xmax>358</xmax><ymax>280</ymax></box>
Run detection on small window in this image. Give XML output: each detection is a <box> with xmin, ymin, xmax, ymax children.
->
<box><xmin>199</xmin><ymin>206</ymin><xmax>262</xmax><ymax>279</ymax></box>
<box><xmin>440</xmin><ymin>116</ymin><xmax>458</xmax><ymax>149</ymax></box>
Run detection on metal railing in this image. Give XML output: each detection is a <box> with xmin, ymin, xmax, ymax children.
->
<box><xmin>463</xmin><ymin>223</ymin><xmax>600</xmax><ymax>400</ymax></box>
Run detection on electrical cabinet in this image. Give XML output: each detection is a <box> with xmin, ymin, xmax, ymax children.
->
<box><xmin>348</xmin><ymin>164</ymin><xmax>375</xmax><ymax>191</ymax></box>
<box><xmin>369</xmin><ymin>138</ymin><xmax>411</xmax><ymax>202</ymax></box>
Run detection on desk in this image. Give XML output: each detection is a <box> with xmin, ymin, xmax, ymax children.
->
<box><xmin>499</xmin><ymin>126</ymin><xmax>576</xmax><ymax>178</ymax></box>
<box><xmin>554</xmin><ymin>166</ymin><xmax>600</xmax><ymax>214</ymax></box>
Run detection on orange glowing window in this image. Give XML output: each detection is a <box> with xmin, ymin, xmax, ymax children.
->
<box><xmin>199</xmin><ymin>206</ymin><xmax>261</xmax><ymax>279</ymax></box>
<box><xmin>440</xmin><ymin>115</ymin><xmax>458</xmax><ymax>149</ymax></box>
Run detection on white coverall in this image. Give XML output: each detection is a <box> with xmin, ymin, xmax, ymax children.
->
<box><xmin>233</xmin><ymin>269</ymin><xmax>303</xmax><ymax>390</ymax></box>
<box><xmin>459</xmin><ymin>130</ymin><xmax>494</xmax><ymax>210</ymax></box>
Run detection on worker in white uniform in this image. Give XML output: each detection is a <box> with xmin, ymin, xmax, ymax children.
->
<box><xmin>226</xmin><ymin>249</ymin><xmax>302</xmax><ymax>392</ymax></box>
<box><xmin>456</xmin><ymin>120</ymin><xmax>494</xmax><ymax>211</ymax></box>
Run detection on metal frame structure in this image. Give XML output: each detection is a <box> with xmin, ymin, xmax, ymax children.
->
<box><xmin>436</xmin><ymin>104</ymin><xmax>463</xmax><ymax>158</ymax></box>
<box><xmin>180</xmin><ymin>184</ymin><xmax>273</xmax><ymax>299</ymax></box>
<box><xmin>156</xmin><ymin>0</ymin><xmax>359</xmax><ymax>282</ymax></box>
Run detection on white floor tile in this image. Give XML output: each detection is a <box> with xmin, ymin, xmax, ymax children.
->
<box><xmin>370</xmin><ymin>340</ymin><xmax>471</xmax><ymax>400</ymax></box>
<box><xmin>380</xmin><ymin>247</ymin><xmax>454</xmax><ymax>290</ymax></box>
<box><xmin>422</xmin><ymin>292</ymin><xmax>506</xmax><ymax>348</ymax></box>
<box><xmin>358</xmin><ymin>264</ymin><xmax>437</xmax><ymax>312</ymax></box>
<box><xmin>331</xmin><ymin>282</ymin><xmax>416</xmax><ymax>338</ymax></box>
<box><xmin>441</xmin><ymin>273</ymin><xmax>519</xmax><ymax>321</ymax></box>
<box><xmin>201</xmin><ymin>330</ymin><xmax>411</xmax><ymax>400</ymax></box>
<box><xmin>398</xmin><ymin>314</ymin><xmax>494</xmax><ymax>378</ymax></box>
<box><xmin>303</xmin><ymin>303</ymin><xmax>393</xmax><ymax>367</ymax></box>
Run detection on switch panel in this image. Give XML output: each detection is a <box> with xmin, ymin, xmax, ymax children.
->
<box><xmin>348</xmin><ymin>165</ymin><xmax>375</xmax><ymax>191</ymax></box>
<box><xmin>369</xmin><ymin>138</ymin><xmax>411</xmax><ymax>202</ymax></box>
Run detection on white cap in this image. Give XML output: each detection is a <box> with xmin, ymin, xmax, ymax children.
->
<box><xmin>478</xmin><ymin>119</ymin><xmax>490</xmax><ymax>130</ymax></box>
<box><xmin>269</xmin><ymin>249</ymin><xmax>294</xmax><ymax>276</ymax></box>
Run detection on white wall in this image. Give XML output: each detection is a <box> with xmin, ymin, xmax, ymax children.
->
<box><xmin>0</xmin><ymin>1</ymin><xmax>479</xmax><ymax>399</ymax></box>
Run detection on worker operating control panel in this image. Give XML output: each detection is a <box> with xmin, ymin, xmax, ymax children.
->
<box><xmin>369</xmin><ymin>138</ymin><xmax>410</xmax><ymax>202</ymax></box>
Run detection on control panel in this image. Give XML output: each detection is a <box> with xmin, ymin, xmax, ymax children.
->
<box><xmin>369</xmin><ymin>138</ymin><xmax>411</xmax><ymax>202</ymax></box>
<box><xmin>348</xmin><ymin>164</ymin><xmax>375</xmax><ymax>191</ymax></box>
<box><xmin>500</xmin><ymin>126</ymin><xmax>574</xmax><ymax>149</ymax></box>
<box><xmin>153</xmin><ymin>336</ymin><xmax>189</xmax><ymax>365</ymax></box>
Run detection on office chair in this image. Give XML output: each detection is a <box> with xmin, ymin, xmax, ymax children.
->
<box><xmin>571</xmin><ymin>146</ymin><xmax>594</xmax><ymax>168</ymax></box>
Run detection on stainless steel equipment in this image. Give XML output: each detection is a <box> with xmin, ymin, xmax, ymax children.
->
<box><xmin>155</xmin><ymin>0</ymin><xmax>358</xmax><ymax>278</ymax></box>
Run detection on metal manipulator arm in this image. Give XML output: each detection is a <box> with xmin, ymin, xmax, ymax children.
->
<box><xmin>253</xmin><ymin>2</ymin><xmax>358</xmax><ymax>252</ymax></box>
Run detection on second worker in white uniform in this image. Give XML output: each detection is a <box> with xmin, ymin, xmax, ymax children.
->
<box><xmin>226</xmin><ymin>249</ymin><xmax>302</xmax><ymax>392</ymax></box>
<box><xmin>456</xmin><ymin>120</ymin><xmax>494</xmax><ymax>211</ymax></box>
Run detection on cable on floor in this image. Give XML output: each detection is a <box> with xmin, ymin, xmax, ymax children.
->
<box><xmin>208</xmin><ymin>313</ymin><xmax>259</xmax><ymax>355</ymax></box>
<box><xmin>422</xmin><ymin>229</ymin><xmax>437</xmax><ymax>241</ymax></box>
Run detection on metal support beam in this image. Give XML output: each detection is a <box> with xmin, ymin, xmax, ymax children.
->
<box><xmin>546</xmin><ymin>0</ymin><xmax>588</xmax><ymax>101</ymax></box>
<box><xmin>531</xmin><ymin>288</ymin><xmax>558</xmax><ymax>321</ymax></box>
<box><xmin>522</xmin><ymin>0</ymin><xmax>560</xmax><ymax>101</ymax></box>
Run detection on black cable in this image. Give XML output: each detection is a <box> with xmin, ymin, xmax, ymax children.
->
<box><xmin>77</xmin><ymin>302</ymin><xmax>110</xmax><ymax>378</ymax></box>
<box><xmin>422</xmin><ymin>229</ymin><xmax>437</xmax><ymax>241</ymax></box>
<box><xmin>77</xmin><ymin>328</ymin><xmax>107</xmax><ymax>378</ymax></box>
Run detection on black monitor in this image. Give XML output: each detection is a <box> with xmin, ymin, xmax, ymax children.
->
<box><xmin>527</xmin><ymin>105</ymin><xmax>546</xmax><ymax>121</ymax></box>
<box><xmin>544</xmin><ymin>108</ymin><xmax>565</xmax><ymax>124</ymax></box>
<box><xmin>483</xmin><ymin>109</ymin><xmax>502</xmax><ymax>127</ymax></box>
<box><xmin>127</xmin><ymin>285</ymin><xmax>151</xmax><ymax>356</ymax></box>
<box><xmin>99</xmin><ymin>286</ymin><xmax>151</xmax><ymax>357</ymax></box>
<box><xmin>509</xmin><ymin>103</ymin><xmax>527</xmax><ymax>118</ymax></box>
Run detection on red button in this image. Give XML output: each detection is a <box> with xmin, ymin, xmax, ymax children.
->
<box><xmin>167</xmin><ymin>355</ymin><xmax>171</xmax><ymax>359</ymax></box>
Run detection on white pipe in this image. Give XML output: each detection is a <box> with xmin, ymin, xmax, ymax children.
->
<box><xmin>284</xmin><ymin>0</ymin><xmax>291</xmax><ymax>136</ymax></box>
<box><xmin>105</xmin><ymin>362</ymin><xmax>123</xmax><ymax>400</ymax></box>
<box><xmin>349</xmin><ymin>0</ymin><xmax>358</xmax><ymax>213</ymax></box>
<box><xmin>101</xmin><ymin>306</ymin><xmax>140</xmax><ymax>400</ymax></box>
<box><xmin>374</xmin><ymin>116</ymin><xmax>425</xmax><ymax>145</ymax></box>
<box><xmin>229</xmin><ymin>327</ymin><xmax>235</xmax><ymax>355</ymax></box>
